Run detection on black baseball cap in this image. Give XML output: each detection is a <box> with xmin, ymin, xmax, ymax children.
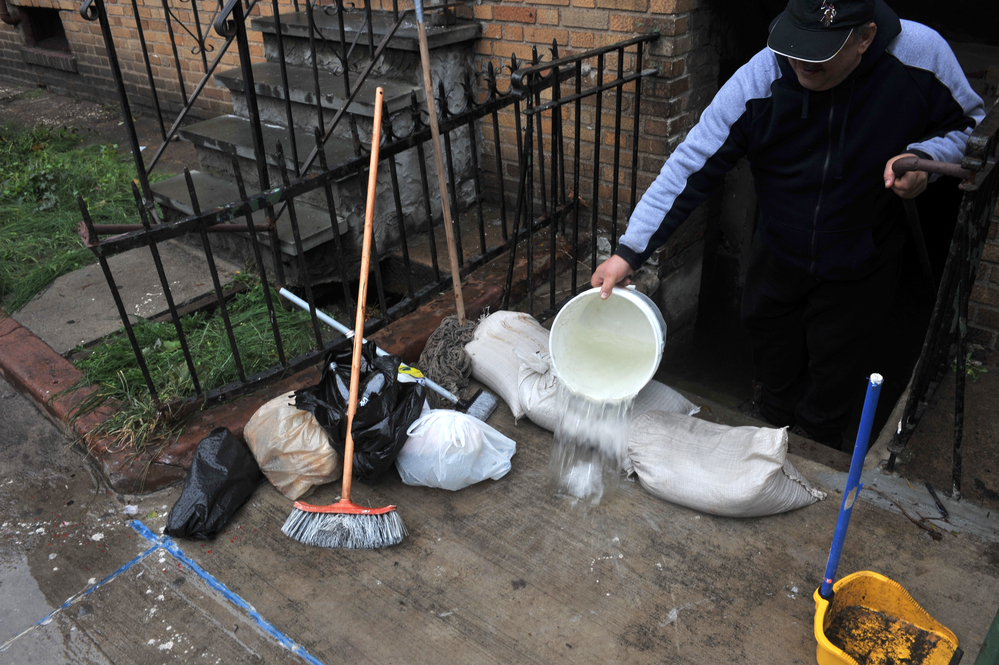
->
<box><xmin>768</xmin><ymin>0</ymin><xmax>875</xmax><ymax>63</ymax></box>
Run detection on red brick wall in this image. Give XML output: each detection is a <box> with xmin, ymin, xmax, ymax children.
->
<box><xmin>970</xmin><ymin>210</ymin><xmax>999</xmax><ymax>348</ymax></box>
<box><xmin>966</xmin><ymin>65</ymin><xmax>999</xmax><ymax>349</ymax></box>
<box><xmin>0</xmin><ymin>0</ymin><xmax>296</xmax><ymax>118</ymax></box>
<box><xmin>467</xmin><ymin>0</ymin><xmax>716</xmax><ymax>265</ymax></box>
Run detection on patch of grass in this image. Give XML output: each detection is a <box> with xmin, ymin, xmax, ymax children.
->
<box><xmin>0</xmin><ymin>123</ymin><xmax>143</xmax><ymax>312</ymax></box>
<box><xmin>72</xmin><ymin>277</ymin><xmax>337</xmax><ymax>453</ymax></box>
<box><xmin>73</xmin><ymin>277</ymin><xmax>335</xmax><ymax>447</ymax></box>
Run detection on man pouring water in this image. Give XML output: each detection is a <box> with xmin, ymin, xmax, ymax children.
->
<box><xmin>591</xmin><ymin>0</ymin><xmax>983</xmax><ymax>448</ymax></box>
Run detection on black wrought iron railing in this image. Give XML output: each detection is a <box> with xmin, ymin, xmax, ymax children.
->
<box><xmin>74</xmin><ymin>0</ymin><xmax>660</xmax><ymax>420</ymax></box>
<box><xmin>885</xmin><ymin>101</ymin><xmax>999</xmax><ymax>499</ymax></box>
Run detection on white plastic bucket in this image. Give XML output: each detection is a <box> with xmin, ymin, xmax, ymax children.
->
<box><xmin>549</xmin><ymin>286</ymin><xmax>667</xmax><ymax>402</ymax></box>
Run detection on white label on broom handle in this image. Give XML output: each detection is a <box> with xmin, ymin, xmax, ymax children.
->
<box><xmin>278</xmin><ymin>287</ymin><xmax>460</xmax><ymax>405</ymax></box>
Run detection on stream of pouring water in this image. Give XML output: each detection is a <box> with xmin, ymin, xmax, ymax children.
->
<box><xmin>548</xmin><ymin>383</ymin><xmax>635</xmax><ymax>505</ymax></box>
<box><xmin>547</xmin><ymin>295</ymin><xmax>660</xmax><ymax>505</ymax></box>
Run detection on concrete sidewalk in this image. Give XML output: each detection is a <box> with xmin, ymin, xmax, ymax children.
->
<box><xmin>3</xmin><ymin>76</ymin><xmax>998</xmax><ymax>663</ymax></box>
<box><xmin>2</xmin><ymin>373</ymin><xmax>998</xmax><ymax>664</ymax></box>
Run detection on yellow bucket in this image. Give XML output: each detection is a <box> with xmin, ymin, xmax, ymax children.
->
<box><xmin>813</xmin><ymin>571</ymin><xmax>961</xmax><ymax>665</ymax></box>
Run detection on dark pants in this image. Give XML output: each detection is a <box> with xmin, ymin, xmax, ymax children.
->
<box><xmin>740</xmin><ymin>240</ymin><xmax>901</xmax><ymax>439</ymax></box>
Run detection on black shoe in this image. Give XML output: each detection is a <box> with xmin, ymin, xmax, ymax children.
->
<box><xmin>790</xmin><ymin>423</ymin><xmax>843</xmax><ymax>450</ymax></box>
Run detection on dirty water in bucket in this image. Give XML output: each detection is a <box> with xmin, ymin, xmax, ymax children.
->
<box><xmin>548</xmin><ymin>383</ymin><xmax>634</xmax><ymax>506</ymax></box>
<box><xmin>825</xmin><ymin>605</ymin><xmax>945</xmax><ymax>665</ymax></box>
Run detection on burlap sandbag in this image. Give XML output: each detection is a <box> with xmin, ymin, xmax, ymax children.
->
<box><xmin>465</xmin><ymin>311</ymin><xmax>550</xmax><ymax>419</ymax></box>
<box><xmin>626</xmin><ymin>411</ymin><xmax>825</xmax><ymax>517</ymax></box>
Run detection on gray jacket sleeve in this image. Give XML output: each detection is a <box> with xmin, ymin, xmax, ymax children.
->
<box><xmin>890</xmin><ymin>20</ymin><xmax>985</xmax><ymax>165</ymax></box>
<box><xmin>616</xmin><ymin>49</ymin><xmax>778</xmax><ymax>270</ymax></box>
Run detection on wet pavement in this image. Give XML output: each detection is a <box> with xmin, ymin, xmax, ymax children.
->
<box><xmin>0</xmin><ymin>376</ymin><xmax>304</xmax><ymax>663</ymax></box>
<box><xmin>3</xmin><ymin>372</ymin><xmax>999</xmax><ymax>664</ymax></box>
<box><xmin>3</xmin><ymin>75</ymin><xmax>999</xmax><ymax>664</ymax></box>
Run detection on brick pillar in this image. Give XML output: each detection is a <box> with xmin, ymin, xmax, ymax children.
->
<box><xmin>471</xmin><ymin>0</ymin><xmax>718</xmax><ymax>331</ymax></box>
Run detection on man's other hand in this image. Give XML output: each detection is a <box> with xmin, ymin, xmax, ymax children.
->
<box><xmin>591</xmin><ymin>255</ymin><xmax>634</xmax><ymax>299</ymax></box>
<box><xmin>884</xmin><ymin>153</ymin><xmax>929</xmax><ymax>199</ymax></box>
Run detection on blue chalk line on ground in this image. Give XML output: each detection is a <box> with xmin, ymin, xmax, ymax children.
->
<box><xmin>0</xmin><ymin>541</ymin><xmax>161</xmax><ymax>651</ymax></box>
<box><xmin>129</xmin><ymin>520</ymin><xmax>326</xmax><ymax>665</ymax></box>
<box><xmin>1</xmin><ymin>520</ymin><xmax>326</xmax><ymax>665</ymax></box>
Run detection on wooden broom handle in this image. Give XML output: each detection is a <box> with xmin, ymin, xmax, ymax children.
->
<box><xmin>416</xmin><ymin>19</ymin><xmax>466</xmax><ymax>325</ymax></box>
<box><xmin>342</xmin><ymin>86</ymin><xmax>384</xmax><ymax>502</ymax></box>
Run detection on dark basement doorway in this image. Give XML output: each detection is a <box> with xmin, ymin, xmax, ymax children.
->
<box><xmin>652</xmin><ymin>0</ymin><xmax>975</xmax><ymax>451</ymax></box>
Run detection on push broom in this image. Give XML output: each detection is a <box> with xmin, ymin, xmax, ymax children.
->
<box><xmin>282</xmin><ymin>87</ymin><xmax>406</xmax><ymax>549</ymax></box>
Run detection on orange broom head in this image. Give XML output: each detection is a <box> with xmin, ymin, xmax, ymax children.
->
<box><xmin>282</xmin><ymin>499</ymin><xmax>406</xmax><ymax>549</ymax></box>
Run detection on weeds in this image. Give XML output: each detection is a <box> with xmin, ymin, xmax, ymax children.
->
<box><xmin>72</xmin><ymin>277</ymin><xmax>335</xmax><ymax>453</ymax></box>
<box><xmin>952</xmin><ymin>348</ymin><xmax>989</xmax><ymax>383</ymax></box>
<box><xmin>0</xmin><ymin>123</ymin><xmax>142</xmax><ymax>312</ymax></box>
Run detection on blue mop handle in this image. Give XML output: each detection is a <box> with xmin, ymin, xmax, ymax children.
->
<box><xmin>414</xmin><ymin>0</ymin><xmax>424</xmax><ymax>23</ymax></box>
<box><xmin>819</xmin><ymin>373</ymin><xmax>883</xmax><ymax>599</ymax></box>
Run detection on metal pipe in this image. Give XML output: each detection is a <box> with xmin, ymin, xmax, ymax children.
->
<box><xmin>571</xmin><ymin>59</ymin><xmax>582</xmax><ymax>294</ymax></box>
<box><xmin>230</xmin><ymin>152</ymin><xmax>287</xmax><ymax>366</ymax></box>
<box><xmin>185</xmin><ymin>168</ymin><xmax>247</xmax><ymax>382</ymax></box>
<box><xmin>592</xmin><ymin>53</ymin><xmax>604</xmax><ymax>262</ymax></box>
<box><xmin>439</xmin><ymin>80</ymin><xmax>465</xmax><ymax>268</ymax></box>
<box><xmin>383</xmin><ymin>100</ymin><xmax>415</xmax><ymax>298</ymax></box>
<box><xmin>412</xmin><ymin>94</ymin><xmax>441</xmax><ymax>281</ymax></box>
<box><xmin>610</xmin><ymin>48</ymin><xmax>624</xmax><ymax>251</ymax></box>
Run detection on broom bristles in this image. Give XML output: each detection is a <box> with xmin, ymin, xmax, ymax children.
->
<box><xmin>282</xmin><ymin>506</ymin><xmax>406</xmax><ymax>549</ymax></box>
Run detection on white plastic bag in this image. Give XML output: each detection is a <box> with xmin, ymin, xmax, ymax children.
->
<box><xmin>465</xmin><ymin>311</ymin><xmax>550</xmax><ymax>419</ymax></box>
<box><xmin>626</xmin><ymin>411</ymin><xmax>825</xmax><ymax>517</ymax></box>
<box><xmin>395</xmin><ymin>410</ymin><xmax>517</xmax><ymax>490</ymax></box>
<box><xmin>243</xmin><ymin>391</ymin><xmax>342</xmax><ymax>500</ymax></box>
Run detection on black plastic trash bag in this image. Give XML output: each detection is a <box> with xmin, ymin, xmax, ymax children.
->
<box><xmin>295</xmin><ymin>343</ymin><xmax>426</xmax><ymax>482</ymax></box>
<box><xmin>165</xmin><ymin>427</ymin><xmax>264</xmax><ymax>540</ymax></box>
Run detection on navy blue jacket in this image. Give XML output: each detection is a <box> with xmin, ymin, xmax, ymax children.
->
<box><xmin>617</xmin><ymin>1</ymin><xmax>984</xmax><ymax>280</ymax></box>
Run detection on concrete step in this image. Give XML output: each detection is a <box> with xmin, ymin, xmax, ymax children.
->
<box><xmin>151</xmin><ymin>171</ymin><xmax>350</xmax><ymax>285</ymax></box>
<box><xmin>151</xmin><ymin>170</ymin><xmax>346</xmax><ymax>252</ymax></box>
<box><xmin>215</xmin><ymin>62</ymin><xmax>423</xmax><ymax>134</ymax></box>
<box><xmin>249</xmin><ymin>10</ymin><xmax>479</xmax><ymax>115</ymax></box>
<box><xmin>178</xmin><ymin>113</ymin><xmax>359</xmax><ymax>184</ymax></box>
<box><xmin>177</xmin><ymin>114</ymin><xmax>478</xmax><ymax>279</ymax></box>
<box><xmin>251</xmin><ymin>10</ymin><xmax>480</xmax><ymax>55</ymax></box>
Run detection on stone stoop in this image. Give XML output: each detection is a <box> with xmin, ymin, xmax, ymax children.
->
<box><xmin>150</xmin><ymin>9</ymin><xmax>481</xmax><ymax>287</ymax></box>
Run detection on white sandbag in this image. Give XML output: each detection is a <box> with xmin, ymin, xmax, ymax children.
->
<box><xmin>517</xmin><ymin>349</ymin><xmax>560</xmax><ymax>431</ymax></box>
<box><xmin>626</xmin><ymin>411</ymin><xmax>825</xmax><ymax>517</ymax></box>
<box><xmin>465</xmin><ymin>311</ymin><xmax>550</xmax><ymax>419</ymax></box>
<box><xmin>243</xmin><ymin>391</ymin><xmax>342</xmax><ymax>500</ymax></box>
<box><xmin>518</xmin><ymin>347</ymin><xmax>700</xmax><ymax>433</ymax></box>
<box><xmin>396</xmin><ymin>410</ymin><xmax>516</xmax><ymax>490</ymax></box>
